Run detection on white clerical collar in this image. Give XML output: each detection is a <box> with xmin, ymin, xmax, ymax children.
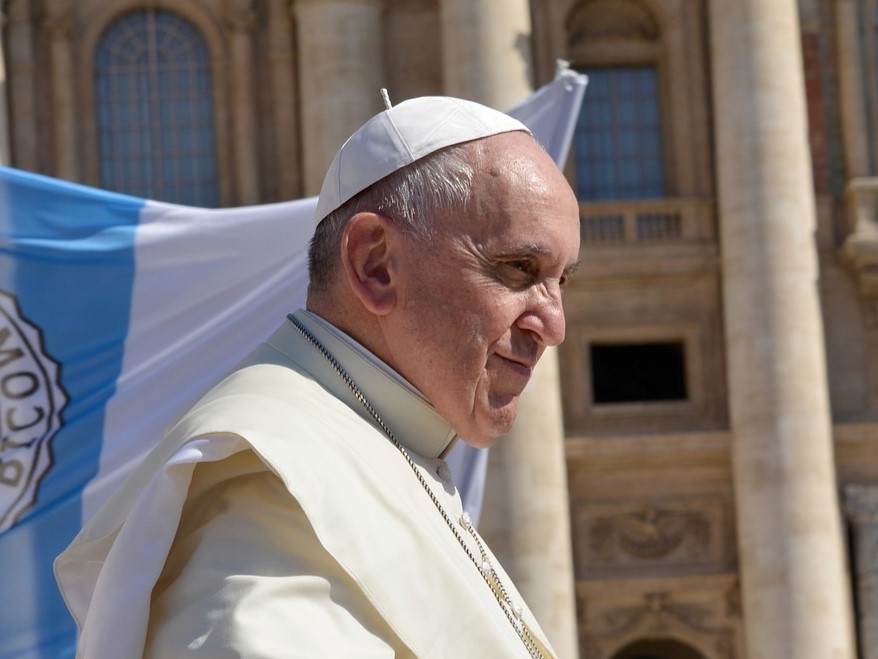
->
<box><xmin>304</xmin><ymin>311</ymin><xmax>425</xmax><ymax>401</ymax></box>
<box><xmin>287</xmin><ymin>309</ymin><xmax>459</xmax><ymax>459</ymax></box>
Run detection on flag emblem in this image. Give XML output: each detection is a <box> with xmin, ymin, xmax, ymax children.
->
<box><xmin>0</xmin><ymin>290</ymin><xmax>67</xmax><ymax>532</ymax></box>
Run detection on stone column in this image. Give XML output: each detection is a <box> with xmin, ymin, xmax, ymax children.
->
<box><xmin>438</xmin><ymin>0</ymin><xmax>531</xmax><ymax>109</ymax></box>
<box><xmin>225</xmin><ymin>0</ymin><xmax>261</xmax><ymax>205</ymax></box>
<box><xmin>441</xmin><ymin>3</ymin><xmax>577</xmax><ymax>656</ymax></box>
<box><xmin>266</xmin><ymin>0</ymin><xmax>300</xmax><ymax>200</ymax></box>
<box><xmin>845</xmin><ymin>484</ymin><xmax>878</xmax><ymax>659</ymax></box>
<box><xmin>6</xmin><ymin>0</ymin><xmax>37</xmax><ymax>171</ymax></box>
<box><xmin>709</xmin><ymin>0</ymin><xmax>856</xmax><ymax>657</ymax></box>
<box><xmin>836</xmin><ymin>0</ymin><xmax>870</xmax><ymax>179</ymax></box>
<box><xmin>44</xmin><ymin>0</ymin><xmax>77</xmax><ymax>180</ymax></box>
<box><xmin>293</xmin><ymin>0</ymin><xmax>385</xmax><ymax>196</ymax></box>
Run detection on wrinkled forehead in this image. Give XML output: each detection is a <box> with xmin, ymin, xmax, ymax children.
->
<box><xmin>468</xmin><ymin>133</ymin><xmax>576</xmax><ymax>208</ymax></box>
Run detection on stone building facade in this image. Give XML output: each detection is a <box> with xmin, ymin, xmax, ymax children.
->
<box><xmin>5</xmin><ymin>0</ymin><xmax>878</xmax><ymax>657</ymax></box>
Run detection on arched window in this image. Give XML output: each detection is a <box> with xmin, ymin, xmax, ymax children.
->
<box><xmin>567</xmin><ymin>0</ymin><xmax>666</xmax><ymax>201</ymax></box>
<box><xmin>94</xmin><ymin>9</ymin><xmax>218</xmax><ymax>206</ymax></box>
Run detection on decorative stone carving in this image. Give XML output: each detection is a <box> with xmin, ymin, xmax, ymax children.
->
<box><xmin>590</xmin><ymin>507</ymin><xmax>710</xmax><ymax>560</ymax></box>
<box><xmin>574</xmin><ymin>497</ymin><xmax>730</xmax><ymax>576</ymax></box>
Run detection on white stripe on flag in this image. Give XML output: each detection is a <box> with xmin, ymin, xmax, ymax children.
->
<box><xmin>87</xmin><ymin>198</ymin><xmax>314</xmax><ymax>520</ymax></box>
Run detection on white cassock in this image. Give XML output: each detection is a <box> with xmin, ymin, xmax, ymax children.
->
<box><xmin>55</xmin><ymin>309</ymin><xmax>556</xmax><ymax>658</ymax></box>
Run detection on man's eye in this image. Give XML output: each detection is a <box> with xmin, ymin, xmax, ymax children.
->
<box><xmin>506</xmin><ymin>260</ymin><xmax>535</xmax><ymax>275</ymax></box>
<box><xmin>498</xmin><ymin>260</ymin><xmax>539</xmax><ymax>287</ymax></box>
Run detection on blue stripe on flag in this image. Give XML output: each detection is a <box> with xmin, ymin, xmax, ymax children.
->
<box><xmin>0</xmin><ymin>167</ymin><xmax>143</xmax><ymax>659</ymax></box>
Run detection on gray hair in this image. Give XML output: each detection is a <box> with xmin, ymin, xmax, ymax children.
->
<box><xmin>307</xmin><ymin>141</ymin><xmax>476</xmax><ymax>294</ymax></box>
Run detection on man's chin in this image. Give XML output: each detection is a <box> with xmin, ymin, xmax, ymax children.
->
<box><xmin>455</xmin><ymin>413</ymin><xmax>517</xmax><ymax>449</ymax></box>
<box><xmin>487</xmin><ymin>401</ymin><xmax>520</xmax><ymax>440</ymax></box>
<box><xmin>452</xmin><ymin>396</ymin><xmax>521</xmax><ymax>448</ymax></box>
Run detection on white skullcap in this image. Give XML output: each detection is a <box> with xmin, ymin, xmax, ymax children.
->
<box><xmin>314</xmin><ymin>96</ymin><xmax>530</xmax><ymax>225</ymax></box>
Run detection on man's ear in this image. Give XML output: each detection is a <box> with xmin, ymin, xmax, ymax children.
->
<box><xmin>340</xmin><ymin>212</ymin><xmax>398</xmax><ymax>315</ymax></box>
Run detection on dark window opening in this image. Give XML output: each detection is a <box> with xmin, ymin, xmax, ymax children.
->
<box><xmin>612</xmin><ymin>638</ymin><xmax>708</xmax><ymax>659</ymax></box>
<box><xmin>590</xmin><ymin>341</ymin><xmax>687</xmax><ymax>403</ymax></box>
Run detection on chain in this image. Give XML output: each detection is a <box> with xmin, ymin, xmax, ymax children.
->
<box><xmin>288</xmin><ymin>315</ymin><xmax>546</xmax><ymax>659</ymax></box>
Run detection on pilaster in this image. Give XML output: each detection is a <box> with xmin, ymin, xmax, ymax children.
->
<box><xmin>225</xmin><ymin>0</ymin><xmax>261</xmax><ymax>205</ymax></box>
<box><xmin>43</xmin><ymin>0</ymin><xmax>77</xmax><ymax>180</ymax></box>
<box><xmin>836</xmin><ymin>0</ymin><xmax>871</xmax><ymax>178</ymax></box>
<box><xmin>6</xmin><ymin>0</ymin><xmax>37</xmax><ymax>171</ymax></box>
<box><xmin>266</xmin><ymin>0</ymin><xmax>300</xmax><ymax>200</ymax></box>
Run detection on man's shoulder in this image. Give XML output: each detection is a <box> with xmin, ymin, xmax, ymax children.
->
<box><xmin>183</xmin><ymin>356</ymin><xmax>357</xmax><ymax>437</ymax></box>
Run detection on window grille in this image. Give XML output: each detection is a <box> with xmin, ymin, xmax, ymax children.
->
<box><xmin>574</xmin><ymin>67</ymin><xmax>665</xmax><ymax>201</ymax></box>
<box><xmin>95</xmin><ymin>9</ymin><xmax>219</xmax><ymax>206</ymax></box>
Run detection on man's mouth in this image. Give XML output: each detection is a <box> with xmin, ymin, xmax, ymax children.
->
<box><xmin>496</xmin><ymin>354</ymin><xmax>535</xmax><ymax>377</ymax></box>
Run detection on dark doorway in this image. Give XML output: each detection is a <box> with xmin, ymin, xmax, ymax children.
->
<box><xmin>612</xmin><ymin>638</ymin><xmax>708</xmax><ymax>659</ymax></box>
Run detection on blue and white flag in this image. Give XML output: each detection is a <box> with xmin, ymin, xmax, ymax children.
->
<box><xmin>0</xmin><ymin>71</ymin><xmax>586</xmax><ymax>659</ymax></box>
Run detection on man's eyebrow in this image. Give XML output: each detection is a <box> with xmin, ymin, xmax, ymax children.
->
<box><xmin>495</xmin><ymin>247</ymin><xmax>581</xmax><ymax>273</ymax></box>
<box><xmin>500</xmin><ymin>244</ymin><xmax>550</xmax><ymax>258</ymax></box>
<box><xmin>502</xmin><ymin>244</ymin><xmax>572</xmax><ymax>259</ymax></box>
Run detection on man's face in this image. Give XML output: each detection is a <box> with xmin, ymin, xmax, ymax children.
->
<box><xmin>383</xmin><ymin>133</ymin><xmax>581</xmax><ymax>448</ymax></box>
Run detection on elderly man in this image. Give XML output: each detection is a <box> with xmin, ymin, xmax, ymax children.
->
<box><xmin>56</xmin><ymin>96</ymin><xmax>581</xmax><ymax>658</ymax></box>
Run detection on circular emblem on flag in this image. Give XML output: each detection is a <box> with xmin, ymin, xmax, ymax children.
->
<box><xmin>0</xmin><ymin>291</ymin><xmax>67</xmax><ymax>532</ymax></box>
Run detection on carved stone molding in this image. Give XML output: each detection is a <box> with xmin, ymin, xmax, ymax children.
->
<box><xmin>566</xmin><ymin>0</ymin><xmax>660</xmax><ymax>46</ymax></box>
<box><xmin>225</xmin><ymin>0</ymin><xmax>258</xmax><ymax>32</ymax></box>
<box><xmin>578</xmin><ymin>580</ymin><xmax>740</xmax><ymax>659</ymax></box>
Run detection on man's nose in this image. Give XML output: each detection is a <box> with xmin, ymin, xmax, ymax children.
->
<box><xmin>517</xmin><ymin>284</ymin><xmax>566</xmax><ymax>347</ymax></box>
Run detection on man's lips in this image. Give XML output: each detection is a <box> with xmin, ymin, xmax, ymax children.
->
<box><xmin>495</xmin><ymin>354</ymin><xmax>535</xmax><ymax>377</ymax></box>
